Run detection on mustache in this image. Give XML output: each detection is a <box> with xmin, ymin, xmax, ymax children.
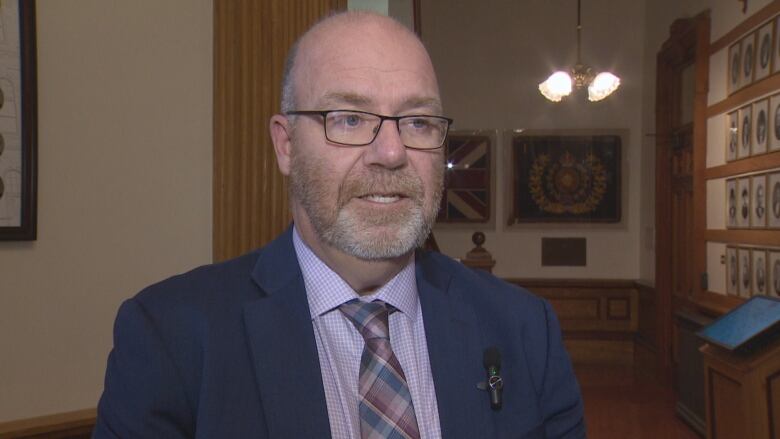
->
<box><xmin>338</xmin><ymin>167</ymin><xmax>424</xmax><ymax>204</ymax></box>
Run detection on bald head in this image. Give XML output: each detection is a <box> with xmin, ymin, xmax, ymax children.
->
<box><xmin>280</xmin><ymin>11</ymin><xmax>440</xmax><ymax>114</ymax></box>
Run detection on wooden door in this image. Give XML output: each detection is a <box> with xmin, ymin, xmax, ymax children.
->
<box><xmin>655</xmin><ymin>13</ymin><xmax>709</xmax><ymax>381</ymax></box>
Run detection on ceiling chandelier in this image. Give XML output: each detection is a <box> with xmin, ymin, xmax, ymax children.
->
<box><xmin>538</xmin><ymin>0</ymin><xmax>620</xmax><ymax>102</ymax></box>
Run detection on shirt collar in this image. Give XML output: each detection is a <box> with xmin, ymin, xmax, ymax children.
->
<box><xmin>292</xmin><ymin>225</ymin><xmax>419</xmax><ymax>320</ymax></box>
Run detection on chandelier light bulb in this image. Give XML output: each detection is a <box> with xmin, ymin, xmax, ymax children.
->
<box><xmin>587</xmin><ymin>72</ymin><xmax>621</xmax><ymax>102</ymax></box>
<box><xmin>539</xmin><ymin>71</ymin><xmax>573</xmax><ymax>102</ymax></box>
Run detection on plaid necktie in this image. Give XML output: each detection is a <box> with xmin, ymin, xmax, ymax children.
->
<box><xmin>339</xmin><ymin>299</ymin><xmax>421</xmax><ymax>439</ymax></box>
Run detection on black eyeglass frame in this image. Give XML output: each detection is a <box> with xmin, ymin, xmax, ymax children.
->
<box><xmin>285</xmin><ymin>109</ymin><xmax>454</xmax><ymax>150</ymax></box>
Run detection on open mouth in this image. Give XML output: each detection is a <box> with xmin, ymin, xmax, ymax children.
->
<box><xmin>359</xmin><ymin>193</ymin><xmax>406</xmax><ymax>204</ymax></box>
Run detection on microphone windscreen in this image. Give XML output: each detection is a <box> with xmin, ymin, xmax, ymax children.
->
<box><xmin>483</xmin><ymin>346</ymin><xmax>501</xmax><ymax>370</ymax></box>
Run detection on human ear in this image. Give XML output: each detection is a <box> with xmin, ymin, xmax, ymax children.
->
<box><xmin>270</xmin><ymin>114</ymin><xmax>292</xmax><ymax>175</ymax></box>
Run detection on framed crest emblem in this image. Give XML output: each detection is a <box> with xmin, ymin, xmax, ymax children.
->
<box><xmin>509</xmin><ymin>132</ymin><xmax>621</xmax><ymax>223</ymax></box>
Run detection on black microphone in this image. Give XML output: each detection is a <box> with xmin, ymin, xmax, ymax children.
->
<box><xmin>483</xmin><ymin>347</ymin><xmax>503</xmax><ymax>410</ymax></box>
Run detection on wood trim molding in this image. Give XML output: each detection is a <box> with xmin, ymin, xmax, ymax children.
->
<box><xmin>0</xmin><ymin>409</ymin><xmax>96</xmax><ymax>438</ymax></box>
<box><xmin>212</xmin><ymin>0</ymin><xmax>345</xmax><ymax>262</ymax></box>
<box><xmin>706</xmin><ymin>229</ymin><xmax>780</xmax><ymax>246</ymax></box>
<box><xmin>693</xmin><ymin>290</ymin><xmax>745</xmax><ymax>316</ymax></box>
<box><xmin>707</xmin><ymin>73</ymin><xmax>780</xmax><ymax>118</ymax></box>
<box><xmin>709</xmin><ymin>0</ymin><xmax>780</xmax><ymax>55</ymax></box>
<box><xmin>704</xmin><ymin>150</ymin><xmax>780</xmax><ymax>179</ymax></box>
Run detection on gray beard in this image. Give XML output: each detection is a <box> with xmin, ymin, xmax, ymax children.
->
<box><xmin>289</xmin><ymin>148</ymin><xmax>442</xmax><ymax>260</ymax></box>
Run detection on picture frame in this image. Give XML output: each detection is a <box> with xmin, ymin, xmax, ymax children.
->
<box><xmin>753</xmin><ymin>248</ymin><xmax>768</xmax><ymax>296</ymax></box>
<box><xmin>751</xmin><ymin>174</ymin><xmax>767</xmax><ymax>228</ymax></box>
<box><xmin>769</xmin><ymin>172</ymin><xmax>780</xmax><ymax>228</ymax></box>
<box><xmin>508</xmin><ymin>131</ymin><xmax>621</xmax><ymax>224</ymax></box>
<box><xmin>770</xmin><ymin>94</ymin><xmax>780</xmax><ymax>151</ymax></box>
<box><xmin>775</xmin><ymin>15</ymin><xmax>780</xmax><ymax>75</ymax></box>
<box><xmin>755</xmin><ymin>21</ymin><xmax>773</xmax><ymax>82</ymax></box>
<box><xmin>0</xmin><ymin>1</ymin><xmax>37</xmax><ymax>241</ymax></box>
<box><xmin>738</xmin><ymin>247</ymin><xmax>752</xmax><ymax>297</ymax></box>
<box><xmin>726</xmin><ymin>246</ymin><xmax>739</xmax><ymax>296</ymax></box>
<box><xmin>739</xmin><ymin>32</ymin><xmax>756</xmax><ymax>89</ymax></box>
<box><xmin>436</xmin><ymin>130</ymin><xmax>494</xmax><ymax>224</ymax></box>
<box><xmin>739</xmin><ymin>105</ymin><xmax>752</xmax><ymax>159</ymax></box>
<box><xmin>726</xmin><ymin>111</ymin><xmax>739</xmax><ymax>161</ymax></box>
<box><xmin>753</xmin><ymin>99</ymin><xmax>769</xmax><ymax>154</ymax></box>
<box><xmin>726</xmin><ymin>178</ymin><xmax>737</xmax><ymax>228</ymax></box>
<box><xmin>737</xmin><ymin>177</ymin><xmax>751</xmax><ymax>228</ymax></box>
<box><xmin>769</xmin><ymin>250</ymin><xmax>780</xmax><ymax>297</ymax></box>
<box><xmin>728</xmin><ymin>40</ymin><xmax>741</xmax><ymax>94</ymax></box>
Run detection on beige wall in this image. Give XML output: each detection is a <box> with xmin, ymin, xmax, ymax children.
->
<box><xmin>0</xmin><ymin>0</ymin><xmax>213</xmax><ymax>422</ymax></box>
<box><xmin>423</xmin><ymin>0</ymin><xmax>647</xmax><ymax>279</ymax></box>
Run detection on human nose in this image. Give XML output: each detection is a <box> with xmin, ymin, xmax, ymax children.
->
<box><xmin>363</xmin><ymin>118</ymin><xmax>408</xmax><ymax>169</ymax></box>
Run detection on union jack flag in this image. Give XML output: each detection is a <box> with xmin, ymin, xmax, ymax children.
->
<box><xmin>437</xmin><ymin>133</ymin><xmax>491</xmax><ymax>223</ymax></box>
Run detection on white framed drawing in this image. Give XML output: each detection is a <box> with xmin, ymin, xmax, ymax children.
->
<box><xmin>739</xmin><ymin>247</ymin><xmax>752</xmax><ymax>297</ymax></box>
<box><xmin>756</xmin><ymin>21</ymin><xmax>773</xmax><ymax>81</ymax></box>
<box><xmin>769</xmin><ymin>250</ymin><xmax>780</xmax><ymax>297</ymax></box>
<box><xmin>752</xmin><ymin>174</ymin><xmax>767</xmax><ymax>227</ymax></box>
<box><xmin>727</xmin><ymin>246</ymin><xmax>739</xmax><ymax>296</ymax></box>
<box><xmin>737</xmin><ymin>177</ymin><xmax>751</xmax><ymax>228</ymax></box>
<box><xmin>729</xmin><ymin>40</ymin><xmax>742</xmax><ymax>94</ymax></box>
<box><xmin>739</xmin><ymin>105</ymin><xmax>753</xmax><ymax>159</ymax></box>
<box><xmin>754</xmin><ymin>99</ymin><xmax>769</xmax><ymax>154</ymax></box>
<box><xmin>739</xmin><ymin>32</ymin><xmax>756</xmax><ymax>89</ymax></box>
<box><xmin>753</xmin><ymin>248</ymin><xmax>768</xmax><ymax>296</ymax></box>
<box><xmin>727</xmin><ymin>178</ymin><xmax>738</xmax><ymax>228</ymax></box>
<box><xmin>727</xmin><ymin>111</ymin><xmax>739</xmax><ymax>161</ymax></box>
<box><xmin>770</xmin><ymin>94</ymin><xmax>780</xmax><ymax>151</ymax></box>
<box><xmin>770</xmin><ymin>172</ymin><xmax>780</xmax><ymax>228</ymax></box>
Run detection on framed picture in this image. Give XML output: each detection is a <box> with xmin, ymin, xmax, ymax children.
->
<box><xmin>755</xmin><ymin>21</ymin><xmax>773</xmax><ymax>81</ymax></box>
<box><xmin>775</xmin><ymin>15</ymin><xmax>780</xmax><ymax>74</ymax></box>
<box><xmin>751</xmin><ymin>174</ymin><xmax>767</xmax><ymax>227</ymax></box>
<box><xmin>753</xmin><ymin>249</ymin><xmax>768</xmax><ymax>296</ymax></box>
<box><xmin>737</xmin><ymin>177</ymin><xmax>751</xmax><ymax>228</ymax></box>
<box><xmin>739</xmin><ymin>105</ymin><xmax>752</xmax><ymax>159</ymax></box>
<box><xmin>739</xmin><ymin>32</ymin><xmax>756</xmax><ymax>89</ymax></box>
<box><xmin>770</xmin><ymin>94</ymin><xmax>780</xmax><ymax>151</ymax></box>
<box><xmin>726</xmin><ymin>246</ymin><xmax>739</xmax><ymax>296</ymax></box>
<box><xmin>769</xmin><ymin>172</ymin><xmax>780</xmax><ymax>228</ymax></box>
<box><xmin>509</xmin><ymin>132</ymin><xmax>621</xmax><ymax>223</ymax></box>
<box><xmin>739</xmin><ymin>247</ymin><xmax>752</xmax><ymax>297</ymax></box>
<box><xmin>729</xmin><ymin>40</ymin><xmax>742</xmax><ymax>94</ymax></box>
<box><xmin>769</xmin><ymin>250</ymin><xmax>780</xmax><ymax>297</ymax></box>
<box><xmin>436</xmin><ymin>130</ymin><xmax>494</xmax><ymax>223</ymax></box>
<box><xmin>754</xmin><ymin>99</ymin><xmax>769</xmax><ymax>154</ymax></box>
<box><xmin>0</xmin><ymin>1</ymin><xmax>37</xmax><ymax>241</ymax></box>
<box><xmin>726</xmin><ymin>178</ymin><xmax>737</xmax><ymax>228</ymax></box>
<box><xmin>727</xmin><ymin>111</ymin><xmax>739</xmax><ymax>161</ymax></box>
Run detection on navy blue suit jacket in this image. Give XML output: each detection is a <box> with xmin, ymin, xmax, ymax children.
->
<box><xmin>94</xmin><ymin>228</ymin><xmax>585</xmax><ymax>438</ymax></box>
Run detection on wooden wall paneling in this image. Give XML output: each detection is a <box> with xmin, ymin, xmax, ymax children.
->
<box><xmin>213</xmin><ymin>0</ymin><xmax>347</xmax><ymax>262</ymax></box>
<box><xmin>0</xmin><ymin>409</ymin><xmax>96</xmax><ymax>439</ymax></box>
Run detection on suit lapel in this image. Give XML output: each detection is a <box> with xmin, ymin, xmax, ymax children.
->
<box><xmin>243</xmin><ymin>228</ymin><xmax>331</xmax><ymax>439</ymax></box>
<box><xmin>417</xmin><ymin>253</ymin><xmax>493</xmax><ymax>439</ymax></box>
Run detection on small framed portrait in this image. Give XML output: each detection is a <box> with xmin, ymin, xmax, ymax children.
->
<box><xmin>754</xmin><ymin>99</ymin><xmax>769</xmax><ymax>154</ymax></box>
<box><xmin>751</xmin><ymin>174</ymin><xmax>767</xmax><ymax>227</ymax></box>
<box><xmin>727</xmin><ymin>111</ymin><xmax>739</xmax><ymax>161</ymax></box>
<box><xmin>753</xmin><ymin>249</ymin><xmax>768</xmax><ymax>296</ymax></box>
<box><xmin>729</xmin><ymin>40</ymin><xmax>742</xmax><ymax>93</ymax></box>
<box><xmin>726</xmin><ymin>178</ymin><xmax>738</xmax><ymax>228</ymax></box>
<box><xmin>726</xmin><ymin>246</ymin><xmax>739</xmax><ymax>296</ymax></box>
<box><xmin>769</xmin><ymin>250</ymin><xmax>780</xmax><ymax>297</ymax></box>
<box><xmin>739</xmin><ymin>32</ymin><xmax>756</xmax><ymax>89</ymax></box>
<box><xmin>739</xmin><ymin>105</ymin><xmax>752</xmax><ymax>159</ymax></box>
<box><xmin>755</xmin><ymin>22</ymin><xmax>773</xmax><ymax>81</ymax></box>
<box><xmin>737</xmin><ymin>177</ymin><xmax>751</xmax><ymax>228</ymax></box>
<box><xmin>775</xmin><ymin>16</ymin><xmax>780</xmax><ymax>74</ymax></box>
<box><xmin>769</xmin><ymin>172</ymin><xmax>780</xmax><ymax>228</ymax></box>
<box><xmin>770</xmin><ymin>94</ymin><xmax>780</xmax><ymax>151</ymax></box>
<box><xmin>738</xmin><ymin>247</ymin><xmax>752</xmax><ymax>297</ymax></box>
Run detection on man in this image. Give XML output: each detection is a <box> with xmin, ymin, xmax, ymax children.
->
<box><xmin>94</xmin><ymin>11</ymin><xmax>585</xmax><ymax>439</ymax></box>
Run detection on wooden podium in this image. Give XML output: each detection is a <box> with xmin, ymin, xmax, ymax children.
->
<box><xmin>701</xmin><ymin>337</ymin><xmax>780</xmax><ymax>438</ymax></box>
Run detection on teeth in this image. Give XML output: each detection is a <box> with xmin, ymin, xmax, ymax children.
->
<box><xmin>363</xmin><ymin>194</ymin><xmax>400</xmax><ymax>203</ymax></box>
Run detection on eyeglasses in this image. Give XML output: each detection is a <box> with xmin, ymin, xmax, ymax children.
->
<box><xmin>285</xmin><ymin>109</ymin><xmax>453</xmax><ymax>150</ymax></box>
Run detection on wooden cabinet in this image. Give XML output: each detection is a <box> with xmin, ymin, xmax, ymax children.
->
<box><xmin>701</xmin><ymin>338</ymin><xmax>780</xmax><ymax>438</ymax></box>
